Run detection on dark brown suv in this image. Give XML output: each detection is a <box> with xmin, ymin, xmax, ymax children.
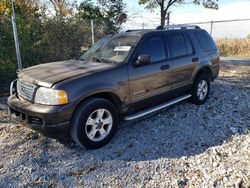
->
<box><xmin>8</xmin><ymin>25</ymin><xmax>220</xmax><ymax>149</ymax></box>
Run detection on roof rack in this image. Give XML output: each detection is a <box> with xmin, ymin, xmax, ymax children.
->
<box><xmin>156</xmin><ymin>24</ymin><xmax>201</xmax><ymax>30</ymax></box>
<box><xmin>125</xmin><ymin>29</ymin><xmax>152</xmax><ymax>32</ymax></box>
<box><xmin>125</xmin><ymin>29</ymin><xmax>143</xmax><ymax>32</ymax></box>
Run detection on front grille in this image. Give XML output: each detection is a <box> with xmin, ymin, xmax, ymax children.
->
<box><xmin>17</xmin><ymin>80</ymin><xmax>37</xmax><ymax>101</ymax></box>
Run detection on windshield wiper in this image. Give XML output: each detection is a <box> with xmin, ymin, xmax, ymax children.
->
<box><xmin>99</xmin><ymin>58</ymin><xmax>114</xmax><ymax>64</ymax></box>
<box><xmin>92</xmin><ymin>57</ymin><xmax>115</xmax><ymax>64</ymax></box>
<box><xmin>92</xmin><ymin>56</ymin><xmax>104</xmax><ymax>63</ymax></box>
<box><xmin>80</xmin><ymin>56</ymin><xmax>114</xmax><ymax>64</ymax></box>
<box><xmin>79</xmin><ymin>56</ymin><xmax>102</xmax><ymax>62</ymax></box>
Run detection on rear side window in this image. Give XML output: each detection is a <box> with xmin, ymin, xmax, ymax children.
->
<box><xmin>194</xmin><ymin>30</ymin><xmax>217</xmax><ymax>52</ymax></box>
<box><xmin>167</xmin><ymin>32</ymin><xmax>187</xmax><ymax>58</ymax></box>
<box><xmin>184</xmin><ymin>33</ymin><xmax>194</xmax><ymax>55</ymax></box>
<box><xmin>141</xmin><ymin>36</ymin><xmax>166</xmax><ymax>62</ymax></box>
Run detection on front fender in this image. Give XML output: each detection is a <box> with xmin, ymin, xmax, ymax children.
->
<box><xmin>52</xmin><ymin>64</ymin><xmax>129</xmax><ymax>106</ymax></box>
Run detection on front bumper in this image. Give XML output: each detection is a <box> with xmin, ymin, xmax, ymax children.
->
<box><xmin>7</xmin><ymin>94</ymin><xmax>75</xmax><ymax>131</ymax></box>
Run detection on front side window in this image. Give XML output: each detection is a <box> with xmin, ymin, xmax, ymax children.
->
<box><xmin>80</xmin><ymin>35</ymin><xmax>138</xmax><ymax>63</ymax></box>
<box><xmin>141</xmin><ymin>35</ymin><xmax>166</xmax><ymax>63</ymax></box>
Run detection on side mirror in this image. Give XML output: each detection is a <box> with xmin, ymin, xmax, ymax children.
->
<box><xmin>134</xmin><ymin>55</ymin><xmax>151</xmax><ymax>66</ymax></box>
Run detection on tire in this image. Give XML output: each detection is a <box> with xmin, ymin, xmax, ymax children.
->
<box><xmin>190</xmin><ymin>74</ymin><xmax>211</xmax><ymax>105</ymax></box>
<box><xmin>70</xmin><ymin>98</ymin><xmax>119</xmax><ymax>149</ymax></box>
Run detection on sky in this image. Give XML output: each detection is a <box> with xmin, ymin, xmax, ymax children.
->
<box><xmin>122</xmin><ymin>0</ymin><xmax>250</xmax><ymax>38</ymax></box>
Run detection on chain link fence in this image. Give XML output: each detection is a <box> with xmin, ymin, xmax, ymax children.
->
<box><xmin>183</xmin><ymin>19</ymin><xmax>250</xmax><ymax>39</ymax></box>
<box><xmin>188</xmin><ymin>19</ymin><xmax>250</xmax><ymax>56</ymax></box>
<box><xmin>0</xmin><ymin>15</ymin><xmax>17</xmax><ymax>95</ymax></box>
<box><xmin>0</xmin><ymin>12</ymin><xmax>115</xmax><ymax>95</ymax></box>
<box><xmin>1</xmin><ymin>12</ymin><xmax>250</xmax><ymax>95</ymax></box>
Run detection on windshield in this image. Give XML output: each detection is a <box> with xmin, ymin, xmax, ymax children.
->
<box><xmin>80</xmin><ymin>35</ymin><xmax>138</xmax><ymax>64</ymax></box>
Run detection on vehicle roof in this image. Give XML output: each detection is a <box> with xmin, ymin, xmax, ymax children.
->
<box><xmin>116</xmin><ymin>28</ymin><xmax>205</xmax><ymax>38</ymax></box>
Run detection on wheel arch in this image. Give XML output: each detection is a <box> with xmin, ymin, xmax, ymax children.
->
<box><xmin>193</xmin><ymin>66</ymin><xmax>213</xmax><ymax>82</ymax></box>
<box><xmin>73</xmin><ymin>91</ymin><xmax>125</xmax><ymax>116</ymax></box>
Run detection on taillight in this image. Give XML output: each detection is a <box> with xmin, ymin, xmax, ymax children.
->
<box><xmin>218</xmin><ymin>54</ymin><xmax>221</xmax><ymax>64</ymax></box>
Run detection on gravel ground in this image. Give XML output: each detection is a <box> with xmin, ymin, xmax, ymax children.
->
<box><xmin>0</xmin><ymin>59</ymin><xmax>250</xmax><ymax>188</ymax></box>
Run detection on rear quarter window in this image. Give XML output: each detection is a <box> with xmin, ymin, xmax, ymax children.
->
<box><xmin>194</xmin><ymin>30</ymin><xmax>217</xmax><ymax>52</ymax></box>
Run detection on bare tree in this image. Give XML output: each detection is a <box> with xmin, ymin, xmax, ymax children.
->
<box><xmin>49</xmin><ymin>0</ymin><xmax>69</xmax><ymax>16</ymax></box>
<box><xmin>139</xmin><ymin>0</ymin><xmax>218</xmax><ymax>25</ymax></box>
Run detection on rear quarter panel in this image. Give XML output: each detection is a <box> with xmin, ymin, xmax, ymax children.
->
<box><xmin>189</xmin><ymin>31</ymin><xmax>220</xmax><ymax>81</ymax></box>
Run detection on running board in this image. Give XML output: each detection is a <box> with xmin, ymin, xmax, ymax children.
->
<box><xmin>124</xmin><ymin>94</ymin><xmax>192</xmax><ymax>121</ymax></box>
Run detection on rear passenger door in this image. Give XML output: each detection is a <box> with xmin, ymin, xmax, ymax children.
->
<box><xmin>165</xmin><ymin>31</ymin><xmax>197</xmax><ymax>90</ymax></box>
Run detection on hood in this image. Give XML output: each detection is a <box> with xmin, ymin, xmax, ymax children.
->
<box><xmin>18</xmin><ymin>60</ymin><xmax>115</xmax><ymax>88</ymax></box>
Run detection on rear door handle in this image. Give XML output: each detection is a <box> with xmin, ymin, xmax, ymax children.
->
<box><xmin>161</xmin><ymin>64</ymin><xmax>170</xmax><ymax>70</ymax></box>
<box><xmin>192</xmin><ymin>57</ymin><xmax>199</xmax><ymax>62</ymax></box>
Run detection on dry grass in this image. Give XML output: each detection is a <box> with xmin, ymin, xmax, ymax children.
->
<box><xmin>216</xmin><ymin>38</ymin><xmax>250</xmax><ymax>57</ymax></box>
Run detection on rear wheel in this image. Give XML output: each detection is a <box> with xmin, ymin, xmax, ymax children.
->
<box><xmin>70</xmin><ymin>98</ymin><xmax>119</xmax><ymax>149</ymax></box>
<box><xmin>190</xmin><ymin>74</ymin><xmax>210</xmax><ymax>105</ymax></box>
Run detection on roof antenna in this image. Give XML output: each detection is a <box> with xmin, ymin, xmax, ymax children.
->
<box><xmin>11</xmin><ymin>0</ymin><xmax>22</xmax><ymax>71</ymax></box>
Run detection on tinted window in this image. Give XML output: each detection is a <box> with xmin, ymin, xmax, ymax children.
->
<box><xmin>184</xmin><ymin>33</ymin><xmax>194</xmax><ymax>55</ymax></box>
<box><xmin>168</xmin><ymin>32</ymin><xmax>187</xmax><ymax>58</ymax></box>
<box><xmin>141</xmin><ymin>36</ymin><xmax>166</xmax><ymax>62</ymax></box>
<box><xmin>194</xmin><ymin>30</ymin><xmax>217</xmax><ymax>52</ymax></box>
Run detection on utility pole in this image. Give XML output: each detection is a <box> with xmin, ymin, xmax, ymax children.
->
<box><xmin>11</xmin><ymin>0</ymin><xmax>22</xmax><ymax>70</ymax></box>
<box><xmin>210</xmin><ymin>20</ymin><xmax>213</xmax><ymax>36</ymax></box>
<box><xmin>91</xmin><ymin>19</ymin><xmax>95</xmax><ymax>45</ymax></box>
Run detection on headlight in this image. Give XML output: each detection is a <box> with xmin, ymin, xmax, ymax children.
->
<box><xmin>34</xmin><ymin>87</ymin><xmax>68</xmax><ymax>105</ymax></box>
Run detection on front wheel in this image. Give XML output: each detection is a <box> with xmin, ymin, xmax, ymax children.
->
<box><xmin>70</xmin><ymin>98</ymin><xmax>119</xmax><ymax>149</ymax></box>
<box><xmin>190</xmin><ymin>74</ymin><xmax>210</xmax><ymax>105</ymax></box>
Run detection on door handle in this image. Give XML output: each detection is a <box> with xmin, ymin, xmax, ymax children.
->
<box><xmin>161</xmin><ymin>64</ymin><xmax>170</xmax><ymax>70</ymax></box>
<box><xmin>192</xmin><ymin>57</ymin><xmax>199</xmax><ymax>62</ymax></box>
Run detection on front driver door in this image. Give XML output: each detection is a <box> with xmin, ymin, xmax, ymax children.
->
<box><xmin>128</xmin><ymin>33</ymin><xmax>172</xmax><ymax>104</ymax></box>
